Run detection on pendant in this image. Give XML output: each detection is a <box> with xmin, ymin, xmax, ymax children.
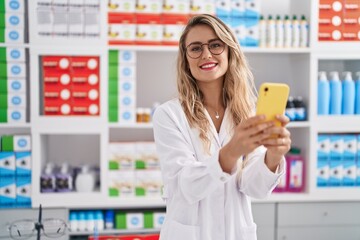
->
<box><xmin>215</xmin><ymin>111</ymin><xmax>220</xmax><ymax>119</ymax></box>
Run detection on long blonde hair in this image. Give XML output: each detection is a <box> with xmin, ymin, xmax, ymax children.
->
<box><xmin>177</xmin><ymin>14</ymin><xmax>257</xmax><ymax>152</ymax></box>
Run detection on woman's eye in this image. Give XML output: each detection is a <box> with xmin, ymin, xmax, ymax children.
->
<box><xmin>191</xmin><ymin>46</ymin><xmax>202</xmax><ymax>52</ymax></box>
<box><xmin>210</xmin><ymin>42</ymin><xmax>221</xmax><ymax>48</ymax></box>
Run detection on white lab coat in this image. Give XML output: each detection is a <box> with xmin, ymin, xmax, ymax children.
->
<box><xmin>152</xmin><ymin>98</ymin><xmax>285</xmax><ymax>240</ymax></box>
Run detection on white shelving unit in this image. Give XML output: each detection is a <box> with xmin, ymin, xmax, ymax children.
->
<box><xmin>1</xmin><ymin>0</ymin><xmax>360</xmax><ymax>212</ymax></box>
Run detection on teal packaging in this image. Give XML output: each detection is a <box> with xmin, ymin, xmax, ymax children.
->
<box><xmin>355</xmin><ymin>72</ymin><xmax>360</xmax><ymax>114</ymax></box>
<box><xmin>317</xmin><ymin>134</ymin><xmax>330</xmax><ymax>187</ymax></box>
<box><xmin>15</xmin><ymin>151</ymin><xmax>31</xmax><ymax>177</ymax></box>
<box><xmin>342</xmin><ymin>72</ymin><xmax>355</xmax><ymax>115</ymax></box>
<box><xmin>231</xmin><ymin>0</ymin><xmax>245</xmax><ymax>18</ymax></box>
<box><xmin>245</xmin><ymin>0</ymin><xmax>260</xmax><ymax>18</ymax></box>
<box><xmin>16</xmin><ymin>175</ymin><xmax>31</xmax><ymax>207</ymax></box>
<box><xmin>231</xmin><ymin>17</ymin><xmax>246</xmax><ymax>46</ymax></box>
<box><xmin>318</xmin><ymin>71</ymin><xmax>330</xmax><ymax>115</ymax></box>
<box><xmin>0</xmin><ymin>151</ymin><xmax>15</xmax><ymax>177</ymax></box>
<box><xmin>215</xmin><ymin>0</ymin><xmax>231</xmax><ymax>17</ymax></box>
<box><xmin>0</xmin><ymin>177</ymin><xmax>16</xmax><ymax>208</ymax></box>
<box><xmin>245</xmin><ymin>18</ymin><xmax>259</xmax><ymax>46</ymax></box>
<box><xmin>329</xmin><ymin>135</ymin><xmax>343</xmax><ymax>186</ymax></box>
<box><xmin>342</xmin><ymin>135</ymin><xmax>356</xmax><ymax>186</ymax></box>
<box><xmin>357</xmin><ymin>134</ymin><xmax>360</xmax><ymax>185</ymax></box>
<box><xmin>329</xmin><ymin>71</ymin><xmax>342</xmax><ymax>115</ymax></box>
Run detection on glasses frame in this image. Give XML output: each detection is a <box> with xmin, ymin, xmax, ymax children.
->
<box><xmin>185</xmin><ymin>40</ymin><xmax>226</xmax><ymax>59</ymax></box>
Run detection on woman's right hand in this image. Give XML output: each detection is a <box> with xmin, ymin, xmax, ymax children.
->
<box><xmin>219</xmin><ymin>115</ymin><xmax>274</xmax><ymax>173</ymax></box>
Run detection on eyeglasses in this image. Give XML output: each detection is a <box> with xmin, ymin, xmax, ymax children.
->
<box><xmin>186</xmin><ymin>39</ymin><xmax>226</xmax><ymax>59</ymax></box>
<box><xmin>8</xmin><ymin>219</ymin><xmax>68</xmax><ymax>240</ymax></box>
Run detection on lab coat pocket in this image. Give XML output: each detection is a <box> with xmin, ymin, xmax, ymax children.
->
<box><xmin>168</xmin><ymin>219</ymin><xmax>200</xmax><ymax>240</ymax></box>
<box><xmin>237</xmin><ymin>224</ymin><xmax>257</xmax><ymax>240</ymax></box>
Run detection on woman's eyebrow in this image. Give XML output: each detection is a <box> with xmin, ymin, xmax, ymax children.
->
<box><xmin>187</xmin><ymin>38</ymin><xmax>220</xmax><ymax>46</ymax></box>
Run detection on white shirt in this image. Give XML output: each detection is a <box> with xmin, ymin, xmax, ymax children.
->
<box><xmin>152</xmin><ymin>98</ymin><xmax>285</xmax><ymax>240</ymax></box>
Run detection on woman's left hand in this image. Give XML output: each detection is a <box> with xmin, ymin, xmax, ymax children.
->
<box><xmin>260</xmin><ymin>115</ymin><xmax>291</xmax><ymax>172</ymax></box>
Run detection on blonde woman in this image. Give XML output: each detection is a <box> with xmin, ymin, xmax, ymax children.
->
<box><xmin>153</xmin><ymin>14</ymin><xmax>291</xmax><ymax>240</ymax></box>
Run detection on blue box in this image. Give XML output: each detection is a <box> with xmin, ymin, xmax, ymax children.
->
<box><xmin>245</xmin><ymin>18</ymin><xmax>259</xmax><ymax>46</ymax></box>
<box><xmin>0</xmin><ymin>152</ymin><xmax>15</xmax><ymax>177</ymax></box>
<box><xmin>342</xmin><ymin>135</ymin><xmax>356</xmax><ymax>186</ymax></box>
<box><xmin>231</xmin><ymin>0</ymin><xmax>245</xmax><ymax>18</ymax></box>
<box><xmin>16</xmin><ymin>176</ymin><xmax>31</xmax><ymax>207</ymax></box>
<box><xmin>244</xmin><ymin>0</ymin><xmax>260</xmax><ymax>19</ymax></box>
<box><xmin>15</xmin><ymin>151</ymin><xmax>31</xmax><ymax>177</ymax></box>
<box><xmin>357</xmin><ymin>134</ymin><xmax>360</xmax><ymax>186</ymax></box>
<box><xmin>317</xmin><ymin>135</ymin><xmax>330</xmax><ymax>187</ymax></box>
<box><xmin>231</xmin><ymin>17</ymin><xmax>246</xmax><ymax>46</ymax></box>
<box><xmin>329</xmin><ymin>135</ymin><xmax>343</xmax><ymax>187</ymax></box>
<box><xmin>0</xmin><ymin>177</ymin><xmax>16</xmax><ymax>208</ymax></box>
<box><xmin>216</xmin><ymin>0</ymin><xmax>231</xmax><ymax>17</ymax></box>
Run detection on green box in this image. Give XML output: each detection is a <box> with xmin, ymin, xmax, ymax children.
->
<box><xmin>1</xmin><ymin>135</ymin><xmax>13</xmax><ymax>151</ymax></box>
<box><xmin>0</xmin><ymin>62</ymin><xmax>7</xmax><ymax>77</ymax></box>
<box><xmin>0</xmin><ymin>93</ymin><xmax>7</xmax><ymax>108</ymax></box>
<box><xmin>108</xmin><ymin>65</ymin><xmax>118</xmax><ymax>80</ymax></box>
<box><xmin>0</xmin><ymin>47</ymin><xmax>6</xmax><ymax>61</ymax></box>
<box><xmin>108</xmin><ymin>187</ymin><xmax>119</xmax><ymax>197</ymax></box>
<box><xmin>0</xmin><ymin>108</ymin><xmax>7</xmax><ymax>122</ymax></box>
<box><xmin>0</xmin><ymin>80</ymin><xmax>7</xmax><ymax>93</ymax></box>
<box><xmin>115</xmin><ymin>212</ymin><xmax>127</xmax><ymax>229</ymax></box>
<box><xmin>144</xmin><ymin>212</ymin><xmax>153</xmax><ymax>229</ymax></box>
<box><xmin>108</xmin><ymin>160</ymin><xmax>119</xmax><ymax>170</ymax></box>
<box><xmin>108</xmin><ymin>108</ymin><xmax>118</xmax><ymax>123</ymax></box>
<box><xmin>135</xmin><ymin>187</ymin><xmax>145</xmax><ymax>196</ymax></box>
<box><xmin>108</xmin><ymin>80</ymin><xmax>118</xmax><ymax>95</ymax></box>
<box><xmin>108</xmin><ymin>50</ymin><xmax>118</xmax><ymax>64</ymax></box>
<box><xmin>108</xmin><ymin>94</ymin><xmax>118</xmax><ymax>109</ymax></box>
<box><xmin>0</xmin><ymin>13</ymin><xmax>5</xmax><ymax>28</ymax></box>
<box><xmin>0</xmin><ymin>28</ymin><xmax>4</xmax><ymax>43</ymax></box>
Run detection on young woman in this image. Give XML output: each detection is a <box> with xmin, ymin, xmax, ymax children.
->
<box><xmin>152</xmin><ymin>14</ymin><xmax>291</xmax><ymax>240</ymax></box>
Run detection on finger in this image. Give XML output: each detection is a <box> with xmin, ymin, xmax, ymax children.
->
<box><xmin>241</xmin><ymin>115</ymin><xmax>266</xmax><ymax>129</ymax></box>
<box><xmin>264</xmin><ymin>126</ymin><xmax>290</xmax><ymax>138</ymax></box>
<box><xmin>262</xmin><ymin>136</ymin><xmax>291</xmax><ymax>146</ymax></box>
<box><xmin>246</xmin><ymin>121</ymin><xmax>274</xmax><ymax>137</ymax></box>
<box><xmin>276</xmin><ymin>114</ymin><xmax>290</xmax><ymax>126</ymax></box>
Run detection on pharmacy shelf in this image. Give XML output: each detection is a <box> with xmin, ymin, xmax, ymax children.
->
<box><xmin>69</xmin><ymin>228</ymin><xmax>160</xmax><ymax>236</ymax></box>
<box><xmin>315</xmin><ymin>116</ymin><xmax>360</xmax><ymax>133</ymax></box>
<box><xmin>287</xmin><ymin>121</ymin><xmax>311</xmax><ymax>128</ymax></box>
<box><xmin>108</xmin><ymin>123</ymin><xmax>153</xmax><ymax>129</ymax></box>
<box><xmin>0</xmin><ymin>123</ymin><xmax>31</xmax><ymax>128</ymax></box>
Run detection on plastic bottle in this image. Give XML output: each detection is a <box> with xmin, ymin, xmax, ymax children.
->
<box><xmin>318</xmin><ymin>71</ymin><xmax>330</xmax><ymax>115</ymax></box>
<box><xmin>285</xmin><ymin>96</ymin><xmax>296</xmax><ymax>121</ymax></box>
<box><xmin>342</xmin><ymin>71</ymin><xmax>355</xmax><ymax>115</ymax></box>
<box><xmin>300</xmin><ymin>15</ymin><xmax>309</xmax><ymax>47</ymax></box>
<box><xmin>275</xmin><ymin>15</ymin><xmax>284</xmax><ymax>48</ymax></box>
<box><xmin>284</xmin><ymin>15</ymin><xmax>292</xmax><ymax>48</ymax></box>
<box><xmin>78</xmin><ymin>211</ymin><xmax>86</xmax><ymax>231</ymax></box>
<box><xmin>259</xmin><ymin>15</ymin><xmax>267</xmax><ymax>47</ymax></box>
<box><xmin>86</xmin><ymin>211</ymin><xmax>95</xmax><ymax>231</ymax></box>
<box><xmin>286</xmin><ymin>147</ymin><xmax>305</xmax><ymax>192</ymax></box>
<box><xmin>329</xmin><ymin>71</ymin><xmax>342</xmax><ymax>115</ymax></box>
<box><xmin>292</xmin><ymin>15</ymin><xmax>300</xmax><ymax>47</ymax></box>
<box><xmin>75</xmin><ymin>165</ymin><xmax>95</xmax><ymax>192</ymax></box>
<box><xmin>105</xmin><ymin>210</ymin><xmax>114</xmax><ymax>229</ymax></box>
<box><xmin>293</xmin><ymin>96</ymin><xmax>307</xmax><ymax>121</ymax></box>
<box><xmin>95</xmin><ymin>210</ymin><xmax>104</xmax><ymax>231</ymax></box>
<box><xmin>40</xmin><ymin>163</ymin><xmax>56</xmax><ymax>193</ymax></box>
<box><xmin>69</xmin><ymin>211</ymin><xmax>78</xmax><ymax>232</ymax></box>
<box><xmin>55</xmin><ymin>163</ymin><xmax>73</xmax><ymax>192</ymax></box>
<box><xmin>355</xmin><ymin>72</ymin><xmax>360</xmax><ymax>114</ymax></box>
<box><xmin>266</xmin><ymin>15</ymin><xmax>276</xmax><ymax>48</ymax></box>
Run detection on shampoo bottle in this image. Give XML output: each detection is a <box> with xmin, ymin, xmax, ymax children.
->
<box><xmin>329</xmin><ymin>71</ymin><xmax>342</xmax><ymax>115</ymax></box>
<box><xmin>40</xmin><ymin>163</ymin><xmax>55</xmax><ymax>193</ymax></box>
<box><xmin>318</xmin><ymin>71</ymin><xmax>330</xmax><ymax>115</ymax></box>
<box><xmin>285</xmin><ymin>96</ymin><xmax>296</xmax><ymax>121</ymax></box>
<box><xmin>75</xmin><ymin>165</ymin><xmax>95</xmax><ymax>192</ymax></box>
<box><xmin>259</xmin><ymin>15</ymin><xmax>267</xmax><ymax>47</ymax></box>
<box><xmin>354</xmin><ymin>72</ymin><xmax>360</xmax><ymax>114</ymax></box>
<box><xmin>293</xmin><ymin>96</ymin><xmax>307</xmax><ymax>121</ymax></box>
<box><xmin>342</xmin><ymin>71</ymin><xmax>355</xmax><ymax>114</ymax></box>
<box><xmin>55</xmin><ymin>163</ymin><xmax>73</xmax><ymax>192</ymax></box>
<box><xmin>267</xmin><ymin>15</ymin><xmax>276</xmax><ymax>48</ymax></box>
<box><xmin>286</xmin><ymin>147</ymin><xmax>305</xmax><ymax>192</ymax></box>
<box><xmin>284</xmin><ymin>15</ymin><xmax>292</xmax><ymax>48</ymax></box>
<box><xmin>300</xmin><ymin>15</ymin><xmax>309</xmax><ymax>47</ymax></box>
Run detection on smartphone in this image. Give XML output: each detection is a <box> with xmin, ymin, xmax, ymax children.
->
<box><xmin>256</xmin><ymin>82</ymin><xmax>290</xmax><ymax>127</ymax></box>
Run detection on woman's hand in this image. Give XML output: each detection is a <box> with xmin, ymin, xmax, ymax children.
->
<box><xmin>219</xmin><ymin>115</ymin><xmax>274</xmax><ymax>173</ymax></box>
<box><xmin>261</xmin><ymin>115</ymin><xmax>291</xmax><ymax>172</ymax></box>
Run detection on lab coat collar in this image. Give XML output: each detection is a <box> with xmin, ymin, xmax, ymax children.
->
<box><xmin>204</xmin><ymin>108</ymin><xmax>232</xmax><ymax>148</ymax></box>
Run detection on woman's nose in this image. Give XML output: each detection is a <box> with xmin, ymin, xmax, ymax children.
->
<box><xmin>201</xmin><ymin>46</ymin><xmax>212</xmax><ymax>59</ymax></box>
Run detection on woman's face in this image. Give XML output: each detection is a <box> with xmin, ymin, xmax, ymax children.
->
<box><xmin>185</xmin><ymin>24</ymin><xmax>229</xmax><ymax>85</ymax></box>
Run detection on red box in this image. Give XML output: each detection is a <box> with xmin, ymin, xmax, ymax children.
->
<box><xmin>72</xmin><ymin>102</ymin><xmax>100</xmax><ymax>115</ymax></box>
<box><xmin>42</xmin><ymin>56</ymin><xmax>71</xmax><ymax>71</ymax></box>
<box><xmin>72</xmin><ymin>72</ymin><xmax>99</xmax><ymax>85</ymax></box>
<box><xmin>71</xmin><ymin>56</ymin><xmax>99</xmax><ymax>71</ymax></box>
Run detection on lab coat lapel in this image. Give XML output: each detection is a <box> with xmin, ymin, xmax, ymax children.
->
<box><xmin>204</xmin><ymin>109</ymin><xmax>221</xmax><ymax>148</ymax></box>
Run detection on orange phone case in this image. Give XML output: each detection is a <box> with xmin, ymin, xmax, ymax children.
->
<box><xmin>256</xmin><ymin>82</ymin><xmax>290</xmax><ymax>127</ymax></box>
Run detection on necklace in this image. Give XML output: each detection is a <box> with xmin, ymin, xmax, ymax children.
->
<box><xmin>215</xmin><ymin>111</ymin><xmax>220</xmax><ymax>119</ymax></box>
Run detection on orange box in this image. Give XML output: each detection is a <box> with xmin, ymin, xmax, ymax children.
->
<box><xmin>72</xmin><ymin>102</ymin><xmax>100</xmax><ymax>116</ymax></box>
<box><xmin>72</xmin><ymin>72</ymin><xmax>99</xmax><ymax>85</ymax></box>
<box><xmin>71</xmin><ymin>56</ymin><xmax>99</xmax><ymax>71</ymax></box>
<box><xmin>42</xmin><ymin>56</ymin><xmax>71</xmax><ymax>71</ymax></box>
<box><xmin>343</xmin><ymin>24</ymin><xmax>360</xmax><ymax>40</ymax></box>
<box><xmin>319</xmin><ymin>24</ymin><xmax>344</xmax><ymax>41</ymax></box>
<box><xmin>344</xmin><ymin>0</ymin><xmax>360</xmax><ymax>12</ymax></box>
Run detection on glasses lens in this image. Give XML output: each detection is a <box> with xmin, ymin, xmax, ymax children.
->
<box><xmin>209</xmin><ymin>40</ymin><xmax>225</xmax><ymax>55</ymax></box>
<box><xmin>9</xmin><ymin>220</ymin><xmax>35</xmax><ymax>240</ymax></box>
<box><xmin>187</xmin><ymin>43</ymin><xmax>203</xmax><ymax>59</ymax></box>
<box><xmin>42</xmin><ymin>219</ymin><xmax>67</xmax><ymax>238</ymax></box>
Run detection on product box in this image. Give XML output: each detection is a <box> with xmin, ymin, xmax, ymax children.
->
<box><xmin>16</xmin><ymin>176</ymin><xmax>31</xmax><ymax>207</ymax></box>
<box><xmin>1</xmin><ymin>135</ymin><xmax>31</xmax><ymax>152</ymax></box>
<box><xmin>71</xmin><ymin>56</ymin><xmax>99</xmax><ymax>71</ymax></box>
<box><xmin>72</xmin><ymin>72</ymin><xmax>99</xmax><ymax>85</ymax></box>
<box><xmin>0</xmin><ymin>28</ymin><xmax>24</xmax><ymax>43</ymax></box>
<box><xmin>108</xmin><ymin>15</ymin><xmax>136</xmax><ymax>45</ymax></box>
<box><xmin>0</xmin><ymin>62</ymin><xmax>26</xmax><ymax>78</ymax></box>
<box><xmin>0</xmin><ymin>152</ymin><xmax>15</xmax><ymax>177</ymax></box>
<box><xmin>342</xmin><ymin>135</ymin><xmax>356</xmax><ymax>186</ymax></box>
<box><xmin>108</xmin><ymin>170</ymin><xmax>135</xmax><ymax>197</ymax></box>
<box><xmin>318</xmin><ymin>0</ymin><xmax>344</xmax><ymax>41</ymax></box>
<box><xmin>135</xmin><ymin>0</ymin><xmax>163</xmax><ymax>14</ymax></box>
<box><xmin>42</xmin><ymin>56</ymin><xmax>71</xmax><ymax>71</ymax></box>
<box><xmin>245</xmin><ymin>18</ymin><xmax>259</xmax><ymax>46</ymax></box>
<box><xmin>109</xmin><ymin>108</ymin><xmax>118</xmax><ymax>122</ymax></box>
<box><xmin>108</xmin><ymin>142</ymin><xmax>136</xmax><ymax>170</ymax></box>
<box><xmin>119</xmin><ymin>50</ymin><xmax>136</xmax><ymax>64</ymax></box>
<box><xmin>163</xmin><ymin>0</ymin><xmax>190</xmax><ymax>15</ymax></box>
<box><xmin>152</xmin><ymin>212</ymin><xmax>166</xmax><ymax>229</ymax></box>
<box><xmin>119</xmin><ymin>93</ymin><xmax>136</xmax><ymax>109</ymax></box>
<box><xmin>119</xmin><ymin>64</ymin><xmax>136</xmax><ymax>79</ymax></box>
<box><xmin>119</xmin><ymin>79</ymin><xmax>136</xmax><ymax>95</ymax></box>
<box><xmin>15</xmin><ymin>151</ymin><xmax>31</xmax><ymax>177</ymax></box>
<box><xmin>0</xmin><ymin>177</ymin><xmax>16</xmax><ymax>208</ymax></box>
<box><xmin>108</xmin><ymin>0</ymin><xmax>136</xmax><ymax>13</ymax></box>
<box><xmin>162</xmin><ymin>15</ymin><xmax>188</xmax><ymax>45</ymax></box>
<box><xmin>72</xmin><ymin>102</ymin><xmax>99</xmax><ymax>115</ymax></box>
<box><xmin>0</xmin><ymin>47</ymin><xmax>25</xmax><ymax>62</ymax></box>
<box><xmin>116</xmin><ymin>212</ymin><xmax>144</xmax><ymax>229</ymax></box>
<box><xmin>357</xmin><ymin>134</ymin><xmax>360</xmax><ymax>186</ymax></box>
<box><xmin>135</xmin><ymin>170</ymin><xmax>162</xmax><ymax>196</ymax></box>
<box><xmin>0</xmin><ymin>79</ymin><xmax>26</xmax><ymax>94</ymax></box>
<box><xmin>0</xmin><ymin>108</ymin><xmax>26</xmax><ymax>123</ymax></box>
<box><xmin>231</xmin><ymin>0</ymin><xmax>245</xmax><ymax>18</ymax></box>
<box><xmin>135</xmin><ymin>142</ymin><xmax>159</xmax><ymax>170</ymax></box>
<box><xmin>68</xmin><ymin>9</ymin><xmax>84</xmax><ymax>38</ymax></box>
<box><xmin>231</xmin><ymin>17</ymin><xmax>246</xmax><ymax>46</ymax></box>
<box><xmin>244</xmin><ymin>0</ymin><xmax>260</xmax><ymax>18</ymax></box>
<box><xmin>0</xmin><ymin>0</ymin><xmax>25</xmax><ymax>13</ymax></box>
<box><xmin>119</xmin><ymin>107</ymin><xmax>136</xmax><ymax>123</ymax></box>
<box><xmin>0</xmin><ymin>93</ymin><xmax>26</xmax><ymax>108</ymax></box>
<box><xmin>215</xmin><ymin>0</ymin><xmax>231</xmax><ymax>17</ymax></box>
<box><xmin>190</xmin><ymin>0</ymin><xmax>215</xmax><ymax>15</ymax></box>
<box><xmin>0</xmin><ymin>13</ymin><xmax>24</xmax><ymax>28</ymax></box>
<box><xmin>135</xmin><ymin>15</ymin><xmax>163</xmax><ymax>45</ymax></box>
<box><xmin>329</xmin><ymin>135</ymin><xmax>343</xmax><ymax>186</ymax></box>
<box><xmin>317</xmin><ymin>134</ymin><xmax>330</xmax><ymax>187</ymax></box>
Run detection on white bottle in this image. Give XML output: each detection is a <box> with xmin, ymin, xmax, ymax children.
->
<box><xmin>284</xmin><ymin>15</ymin><xmax>292</xmax><ymax>48</ymax></box>
<box><xmin>292</xmin><ymin>15</ymin><xmax>300</xmax><ymax>47</ymax></box>
<box><xmin>275</xmin><ymin>15</ymin><xmax>284</xmax><ymax>48</ymax></box>
<box><xmin>95</xmin><ymin>210</ymin><xmax>104</xmax><ymax>231</ymax></box>
<box><xmin>259</xmin><ymin>15</ymin><xmax>267</xmax><ymax>47</ymax></box>
<box><xmin>266</xmin><ymin>15</ymin><xmax>276</xmax><ymax>48</ymax></box>
<box><xmin>75</xmin><ymin>165</ymin><xmax>95</xmax><ymax>192</ymax></box>
<box><xmin>300</xmin><ymin>15</ymin><xmax>309</xmax><ymax>47</ymax></box>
